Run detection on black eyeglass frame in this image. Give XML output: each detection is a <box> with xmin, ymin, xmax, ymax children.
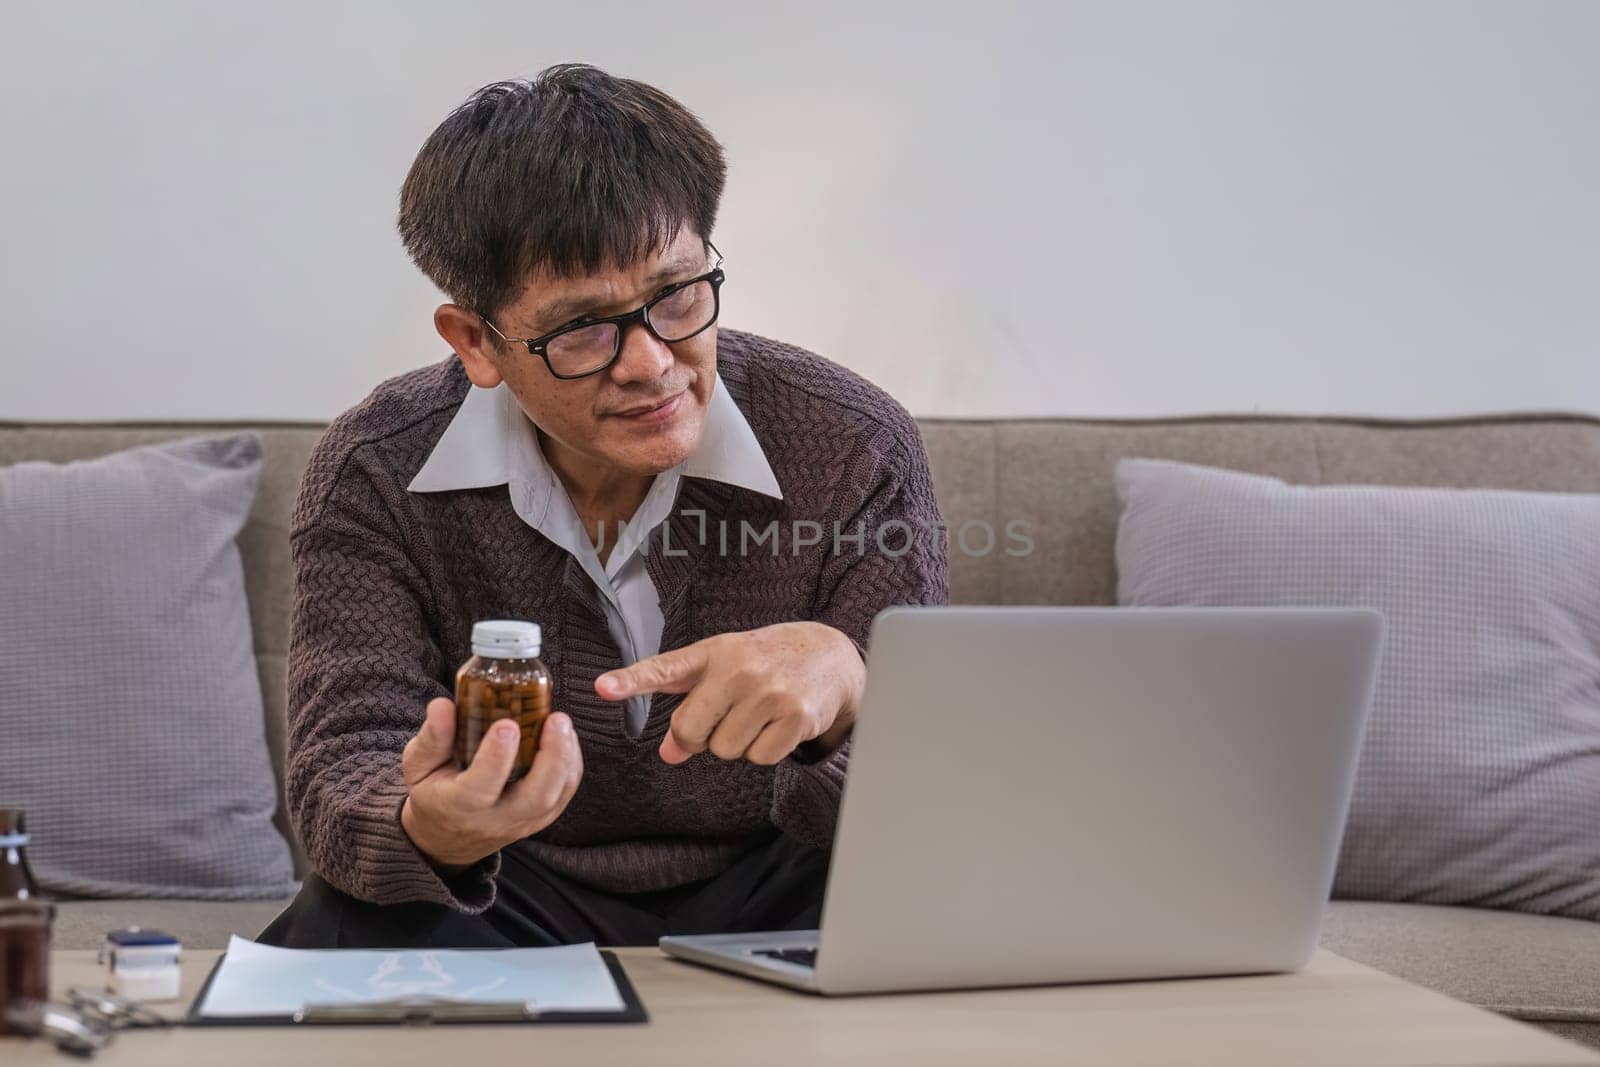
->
<box><xmin>480</xmin><ymin>243</ymin><xmax>725</xmax><ymax>381</ymax></box>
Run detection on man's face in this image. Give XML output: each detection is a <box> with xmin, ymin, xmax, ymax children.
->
<box><xmin>453</xmin><ymin>226</ymin><xmax>718</xmax><ymax>481</ymax></box>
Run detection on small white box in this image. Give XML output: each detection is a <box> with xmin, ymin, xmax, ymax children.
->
<box><xmin>98</xmin><ymin>928</ymin><xmax>183</xmax><ymax>1003</ymax></box>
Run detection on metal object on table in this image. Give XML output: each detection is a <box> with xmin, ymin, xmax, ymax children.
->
<box><xmin>294</xmin><ymin>995</ymin><xmax>542</xmax><ymax>1024</ymax></box>
<box><xmin>66</xmin><ymin>987</ymin><xmax>173</xmax><ymax>1030</ymax></box>
<box><xmin>2</xmin><ymin>998</ymin><xmax>114</xmax><ymax>1058</ymax></box>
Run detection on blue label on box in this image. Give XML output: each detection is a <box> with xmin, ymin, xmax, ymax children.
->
<box><xmin>106</xmin><ymin>928</ymin><xmax>180</xmax><ymax>947</ymax></box>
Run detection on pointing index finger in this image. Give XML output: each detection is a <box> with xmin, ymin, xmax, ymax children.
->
<box><xmin>596</xmin><ymin>641</ymin><xmax>711</xmax><ymax>700</ymax></box>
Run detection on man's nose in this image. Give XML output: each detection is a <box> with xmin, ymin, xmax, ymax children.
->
<box><xmin>608</xmin><ymin>319</ymin><xmax>675</xmax><ymax>386</ymax></box>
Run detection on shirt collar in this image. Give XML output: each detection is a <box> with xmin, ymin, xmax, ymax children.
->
<box><xmin>407</xmin><ymin>372</ymin><xmax>783</xmax><ymax>502</ymax></box>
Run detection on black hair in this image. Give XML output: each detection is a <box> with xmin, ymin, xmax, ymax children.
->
<box><xmin>398</xmin><ymin>63</ymin><xmax>727</xmax><ymax>316</ymax></box>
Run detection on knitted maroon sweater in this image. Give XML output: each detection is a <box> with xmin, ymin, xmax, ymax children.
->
<box><xmin>286</xmin><ymin>330</ymin><xmax>948</xmax><ymax>912</ymax></box>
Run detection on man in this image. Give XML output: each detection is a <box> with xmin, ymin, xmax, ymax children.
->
<box><xmin>262</xmin><ymin>64</ymin><xmax>947</xmax><ymax>949</ymax></box>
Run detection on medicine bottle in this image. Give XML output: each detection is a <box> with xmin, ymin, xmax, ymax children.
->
<box><xmin>455</xmin><ymin>620</ymin><xmax>552</xmax><ymax>782</ymax></box>
<box><xmin>0</xmin><ymin>810</ymin><xmax>52</xmax><ymax>1036</ymax></box>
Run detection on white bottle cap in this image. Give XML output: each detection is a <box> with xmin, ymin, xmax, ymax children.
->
<box><xmin>471</xmin><ymin>619</ymin><xmax>541</xmax><ymax>659</ymax></box>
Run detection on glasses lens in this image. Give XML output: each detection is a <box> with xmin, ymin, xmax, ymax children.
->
<box><xmin>646</xmin><ymin>279</ymin><xmax>718</xmax><ymax>342</ymax></box>
<box><xmin>545</xmin><ymin>322</ymin><xmax>620</xmax><ymax>377</ymax></box>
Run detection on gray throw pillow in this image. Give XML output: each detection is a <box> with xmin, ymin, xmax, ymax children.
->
<box><xmin>1114</xmin><ymin>458</ymin><xmax>1600</xmax><ymax>920</ymax></box>
<box><xmin>0</xmin><ymin>434</ymin><xmax>296</xmax><ymax>899</ymax></box>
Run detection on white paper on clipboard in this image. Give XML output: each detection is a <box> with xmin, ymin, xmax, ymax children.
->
<box><xmin>195</xmin><ymin>936</ymin><xmax>626</xmax><ymax>1018</ymax></box>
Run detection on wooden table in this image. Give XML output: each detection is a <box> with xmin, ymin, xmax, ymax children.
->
<box><xmin>8</xmin><ymin>948</ymin><xmax>1597</xmax><ymax>1066</ymax></box>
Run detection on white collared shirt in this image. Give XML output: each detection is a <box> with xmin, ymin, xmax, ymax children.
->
<box><xmin>408</xmin><ymin>374</ymin><xmax>783</xmax><ymax>734</ymax></box>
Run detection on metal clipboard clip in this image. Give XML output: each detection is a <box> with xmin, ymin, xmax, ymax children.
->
<box><xmin>293</xmin><ymin>996</ymin><xmax>541</xmax><ymax>1025</ymax></box>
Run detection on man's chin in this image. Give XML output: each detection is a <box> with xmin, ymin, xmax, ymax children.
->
<box><xmin>603</xmin><ymin>415</ymin><xmax>704</xmax><ymax>476</ymax></box>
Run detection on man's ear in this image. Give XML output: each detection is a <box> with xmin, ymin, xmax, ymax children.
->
<box><xmin>434</xmin><ymin>304</ymin><xmax>504</xmax><ymax>389</ymax></box>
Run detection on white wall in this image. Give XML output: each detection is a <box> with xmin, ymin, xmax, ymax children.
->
<box><xmin>1</xmin><ymin>1</ymin><xmax>1596</xmax><ymax>421</ymax></box>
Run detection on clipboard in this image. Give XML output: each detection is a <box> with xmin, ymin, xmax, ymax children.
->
<box><xmin>185</xmin><ymin>950</ymin><xmax>647</xmax><ymax>1026</ymax></box>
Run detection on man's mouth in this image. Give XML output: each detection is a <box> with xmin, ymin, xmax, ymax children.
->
<box><xmin>608</xmin><ymin>392</ymin><xmax>685</xmax><ymax>423</ymax></box>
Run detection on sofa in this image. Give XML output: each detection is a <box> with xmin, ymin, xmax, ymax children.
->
<box><xmin>6</xmin><ymin>411</ymin><xmax>1600</xmax><ymax>1048</ymax></box>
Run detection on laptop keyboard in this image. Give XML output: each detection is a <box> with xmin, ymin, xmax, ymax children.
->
<box><xmin>754</xmin><ymin>947</ymin><xmax>817</xmax><ymax>968</ymax></box>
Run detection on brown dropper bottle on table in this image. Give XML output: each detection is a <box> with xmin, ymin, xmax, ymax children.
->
<box><xmin>455</xmin><ymin>620</ymin><xmax>552</xmax><ymax>782</ymax></box>
<box><xmin>0</xmin><ymin>810</ymin><xmax>53</xmax><ymax>1037</ymax></box>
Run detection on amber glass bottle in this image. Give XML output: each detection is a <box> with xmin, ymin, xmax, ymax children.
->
<box><xmin>0</xmin><ymin>810</ymin><xmax>52</xmax><ymax>1036</ymax></box>
<box><xmin>455</xmin><ymin>620</ymin><xmax>552</xmax><ymax>782</ymax></box>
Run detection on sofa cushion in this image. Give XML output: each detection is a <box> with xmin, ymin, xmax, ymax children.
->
<box><xmin>0</xmin><ymin>424</ymin><xmax>323</xmax><ymax>877</ymax></box>
<box><xmin>0</xmin><ymin>434</ymin><xmax>297</xmax><ymax>899</ymax></box>
<box><xmin>1115</xmin><ymin>458</ymin><xmax>1600</xmax><ymax>920</ymax></box>
<box><xmin>1322</xmin><ymin>901</ymin><xmax>1600</xmax><ymax>1026</ymax></box>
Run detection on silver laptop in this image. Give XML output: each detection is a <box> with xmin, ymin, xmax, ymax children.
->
<box><xmin>660</xmin><ymin>606</ymin><xmax>1383</xmax><ymax>995</ymax></box>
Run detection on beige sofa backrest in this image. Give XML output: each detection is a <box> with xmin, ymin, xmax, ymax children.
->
<box><xmin>920</xmin><ymin>415</ymin><xmax>1600</xmax><ymax>604</ymax></box>
<box><xmin>5</xmin><ymin>413</ymin><xmax>1599</xmax><ymax>869</ymax></box>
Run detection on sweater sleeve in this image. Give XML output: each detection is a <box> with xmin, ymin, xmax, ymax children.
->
<box><xmin>285</xmin><ymin>449</ymin><xmax>499</xmax><ymax>913</ymax></box>
<box><xmin>770</xmin><ymin>423</ymin><xmax>950</xmax><ymax>851</ymax></box>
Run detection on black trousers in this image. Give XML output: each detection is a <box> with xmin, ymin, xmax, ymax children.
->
<box><xmin>258</xmin><ymin>834</ymin><xmax>830</xmax><ymax>949</ymax></box>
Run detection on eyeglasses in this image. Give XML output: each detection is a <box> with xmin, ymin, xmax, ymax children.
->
<box><xmin>481</xmin><ymin>243</ymin><xmax>725</xmax><ymax>380</ymax></box>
